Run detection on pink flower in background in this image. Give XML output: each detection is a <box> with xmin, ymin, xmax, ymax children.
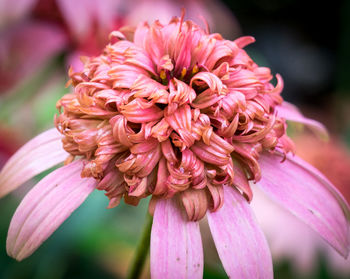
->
<box><xmin>0</xmin><ymin>0</ymin><xmax>124</xmax><ymax>93</ymax></box>
<box><xmin>125</xmin><ymin>0</ymin><xmax>241</xmax><ymax>39</ymax></box>
<box><xmin>0</xmin><ymin>15</ymin><xmax>349</xmax><ymax>278</ymax></box>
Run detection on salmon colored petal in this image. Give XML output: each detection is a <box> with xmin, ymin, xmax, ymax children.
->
<box><xmin>6</xmin><ymin>160</ymin><xmax>96</xmax><ymax>261</ymax></box>
<box><xmin>207</xmin><ymin>186</ymin><xmax>273</xmax><ymax>279</ymax></box>
<box><xmin>180</xmin><ymin>188</ymin><xmax>208</xmax><ymax>221</ymax></box>
<box><xmin>276</xmin><ymin>101</ymin><xmax>329</xmax><ymax>140</ymax></box>
<box><xmin>0</xmin><ymin>128</ymin><xmax>68</xmax><ymax>198</ymax></box>
<box><xmin>257</xmin><ymin>152</ymin><xmax>350</xmax><ymax>257</ymax></box>
<box><xmin>151</xmin><ymin>198</ymin><xmax>203</xmax><ymax>279</ymax></box>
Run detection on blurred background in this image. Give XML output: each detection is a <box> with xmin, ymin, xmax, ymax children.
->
<box><xmin>0</xmin><ymin>0</ymin><xmax>349</xmax><ymax>278</ymax></box>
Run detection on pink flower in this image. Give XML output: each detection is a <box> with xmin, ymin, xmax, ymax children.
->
<box><xmin>1</xmin><ymin>15</ymin><xmax>349</xmax><ymax>278</ymax></box>
<box><xmin>0</xmin><ymin>0</ymin><xmax>124</xmax><ymax>93</ymax></box>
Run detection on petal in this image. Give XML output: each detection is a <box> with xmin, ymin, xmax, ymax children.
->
<box><xmin>207</xmin><ymin>186</ymin><xmax>273</xmax><ymax>278</ymax></box>
<box><xmin>180</xmin><ymin>188</ymin><xmax>208</xmax><ymax>221</ymax></box>
<box><xmin>257</xmin><ymin>152</ymin><xmax>350</xmax><ymax>257</ymax></box>
<box><xmin>7</xmin><ymin>160</ymin><xmax>96</xmax><ymax>261</ymax></box>
<box><xmin>57</xmin><ymin>0</ymin><xmax>93</xmax><ymax>40</ymax></box>
<box><xmin>0</xmin><ymin>128</ymin><xmax>68</xmax><ymax>198</ymax></box>
<box><xmin>150</xmin><ymin>198</ymin><xmax>203</xmax><ymax>279</ymax></box>
<box><xmin>275</xmin><ymin>101</ymin><xmax>329</xmax><ymax>140</ymax></box>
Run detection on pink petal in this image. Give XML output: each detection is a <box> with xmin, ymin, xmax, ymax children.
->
<box><xmin>151</xmin><ymin>198</ymin><xmax>203</xmax><ymax>279</ymax></box>
<box><xmin>57</xmin><ymin>0</ymin><xmax>93</xmax><ymax>40</ymax></box>
<box><xmin>7</xmin><ymin>160</ymin><xmax>96</xmax><ymax>261</ymax></box>
<box><xmin>0</xmin><ymin>128</ymin><xmax>68</xmax><ymax>198</ymax></box>
<box><xmin>275</xmin><ymin>101</ymin><xmax>329</xmax><ymax>139</ymax></box>
<box><xmin>207</xmin><ymin>186</ymin><xmax>273</xmax><ymax>278</ymax></box>
<box><xmin>257</xmin><ymin>152</ymin><xmax>350</xmax><ymax>257</ymax></box>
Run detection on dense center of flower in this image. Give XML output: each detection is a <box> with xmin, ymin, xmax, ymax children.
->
<box><xmin>55</xmin><ymin>17</ymin><xmax>293</xmax><ymax>221</ymax></box>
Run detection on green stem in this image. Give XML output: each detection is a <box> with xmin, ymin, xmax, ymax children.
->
<box><xmin>126</xmin><ymin>213</ymin><xmax>153</xmax><ymax>279</ymax></box>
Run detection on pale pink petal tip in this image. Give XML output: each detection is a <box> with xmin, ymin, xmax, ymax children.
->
<box><xmin>150</xmin><ymin>198</ymin><xmax>203</xmax><ymax>279</ymax></box>
<box><xmin>0</xmin><ymin>128</ymin><xmax>68</xmax><ymax>199</ymax></box>
<box><xmin>276</xmin><ymin>101</ymin><xmax>329</xmax><ymax>140</ymax></box>
<box><xmin>6</xmin><ymin>160</ymin><xmax>96</xmax><ymax>261</ymax></box>
<box><xmin>207</xmin><ymin>186</ymin><xmax>273</xmax><ymax>279</ymax></box>
<box><xmin>258</xmin><ymin>152</ymin><xmax>350</xmax><ymax>258</ymax></box>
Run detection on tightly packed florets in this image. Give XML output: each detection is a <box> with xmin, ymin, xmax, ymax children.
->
<box><xmin>55</xmin><ymin>16</ymin><xmax>294</xmax><ymax>220</ymax></box>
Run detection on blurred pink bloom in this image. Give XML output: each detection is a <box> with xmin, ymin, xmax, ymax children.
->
<box><xmin>125</xmin><ymin>0</ymin><xmax>241</xmax><ymax>39</ymax></box>
<box><xmin>0</xmin><ymin>22</ymin><xmax>67</xmax><ymax>92</ymax></box>
<box><xmin>252</xmin><ymin>134</ymin><xmax>350</xmax><ymax>275</ymax></box>
<box><xmin>0</xmin><ymin>0</ymin><xmax>124</xmax><ymax>93</ymax></box>
<box><xmin>0</xmin><ymin>15</ymin><xmax>349</xmax><ymax>278</ymax></box>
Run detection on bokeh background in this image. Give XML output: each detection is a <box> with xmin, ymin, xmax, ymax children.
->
<box><xmin>0</xmin><ymin>0</ymin><xmax>350</xmax><ymax>278</ymax></box>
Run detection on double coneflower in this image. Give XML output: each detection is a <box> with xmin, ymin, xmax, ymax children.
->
<box><xmin>1</xmin><ymin>15</ymin><xmax>349</xmax><ymax>278</ymax></box>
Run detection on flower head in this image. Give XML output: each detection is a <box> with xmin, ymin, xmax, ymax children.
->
<box><xmin>55</xmin><ymin>15</ymin><xmax>292</xmax><ymax>220</ymax></box>
<box><xmin>0</xmin><ymin>14</ymin><xmax>349</xmax><ymax>279</ymax></box>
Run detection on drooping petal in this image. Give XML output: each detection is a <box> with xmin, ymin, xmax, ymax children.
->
<box><xmin>150</xmin><ymin>198</ymin><xmax>203</xmax><ymax>279</ymax></box>
<box><xmin>0</xmin><ymin>128</ymin><xmax>68</xmax><ymax>198</ymax></box>
<box><xmin>6</xmin><ymin>160</ymin><xmax>97</xmax><ymax>261</ymax></box>
<box><xmin>257</xmin><ymin>152</ymin><xmax>350</xmax><ymax>257</ymax></box>
<box><xmin>275</xmin><ymin>101</ymin><xmax>329</xmax><ymax>140</ymax></box>
<box><xmin>207</xmin><ymin>185</ymin><xmax>273</xmax><ymax>278</ymax></box>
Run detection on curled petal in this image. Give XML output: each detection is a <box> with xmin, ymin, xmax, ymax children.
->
<box><xmin>233</xmin><ymin>144</ymin><xmax>261</xmax><ymax>181</ymax></box>
<box><xmin>169</xmin><ymin>78</ymin><xmax>196</xmax><ymax>107</ymax></box>
<box><xmin>205</xmin><ymin>42</ymin><xmax>233</xmax><ymax>70</ymax></box>
<box><xmin>207</xmin><ymin>186</ymin><xmax>273</xmax><ymax>278</ymax></box>
<box><xmin>124</xmin><ymin>46</ymin><xmax>156</xmax><ymax>75</ymax></box>
<box><xmin>151</xmin><ymin>119</ymin><xmax>172</xmax><ymax>142</ymax></box>
<box><xmin>152</xmin><ymin>157</ymin><xmax>169</xmax><ymax>195</ymax></box>
<box><xmin>232</xmin><ymin>160</ymin><xmax>253</xmax><ymax>202</ymax></box>
<box><xmin>121</xmin><ymin>99</ymin><xmax>163</xmax><ymax>123</ymax></box>
<box><xmin>207</xmin><ymin>183</ymin><xmax>224</xmax><ymax>212</ymax></box>
<box><xmin>109</xmin><ymin>115</ymin><xmax>133</xmax><ymax>146</ymax></box>
<box><xmin>128</xmin><ymin>176</ymin><xmax>148</xmax><ymax>197</ymax></box>
<box><xmin>151</xmin><ymin>197</ymin><xmax>203</xmax><ymax>279</ymax></box>
<box><xmin>191</xmin><ymin>133</ymin><xmax>234</xmax><ymax>166</ymax></box>
<box><xmin>131</xmin><ymin>75</ymin><xmax>169</xmax><ymax>104</ymax></box>
<box><xmin>180</xmin><ymin>189</ymin><xmax>208</xmax><ymax>221</ymax></box>
<box><xmin>234</xmin><ymin>36</ymin><xmax>256</xmax><ymax>48</ymax></box>
<box><xmin>257</xmin><ymin>152</ymin><xmax>350</xmax><ymax>257</ymax></box>
<box><xmin>0</xmin><ymin>128</ymin><xmax>68</xmax><ymax>198</ymax></box>
<box><xmin>109</xmin><ymin>65</ymin><xmax>148</xmax><ymax>88</ymax></box>
<box><xmin>165</xmin><ymin>105</ymin><xmax>195</xmax><ymax>148</ymax></box>
<box><xmin>192</xmin><ymin>89</ymin><xmax>224</xmax><ymax>109</ymax></box>
<box><xmin>190</xmin><ymin>72</ymin><xmax>226</xmax><ymax>95</ymax></box>
<box><xmin>7</xmin><ymin>160</ymin><xmax>96</xmax><ymax>261</ymax></box>
<box><xmin>161</xmin><ymin>139</ymin><xmax>178</xmax><ymax>163</ymax></box>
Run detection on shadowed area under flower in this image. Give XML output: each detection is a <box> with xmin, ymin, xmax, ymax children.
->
<box><xmin>0</xmin><ymin>13</ymin><xmax>349</xmax><ymax>279</ymax></box>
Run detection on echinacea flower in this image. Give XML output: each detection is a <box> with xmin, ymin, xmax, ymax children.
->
<box><xmin>1</xmin><ymin>15</ymin><xmax>349</xmax><ymax>278</ymax></box>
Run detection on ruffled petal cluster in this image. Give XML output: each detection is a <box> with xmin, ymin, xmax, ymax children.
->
<box><xmin>55</xmin><ymin>16</ymin><xmax>292</xmax><ymax>220</ymax></box>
